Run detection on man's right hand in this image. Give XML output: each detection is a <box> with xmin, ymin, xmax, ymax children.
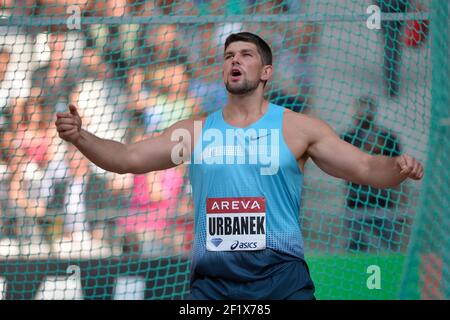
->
<box><xmin>55</xmin><ymin>104</ymin><xmax>82</xmax><ymax>144</ymax></box>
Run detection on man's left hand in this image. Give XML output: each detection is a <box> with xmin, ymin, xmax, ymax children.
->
<box><xmin>396</xmin><ymin>155</ymin><xmax>424</xmax><ymax>180</ymax></box>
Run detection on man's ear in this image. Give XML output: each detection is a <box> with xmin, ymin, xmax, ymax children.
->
<box><xmin>261</xmin><ymin>65</ymin><xmax>273</xmax><ymax>82</ymax></box>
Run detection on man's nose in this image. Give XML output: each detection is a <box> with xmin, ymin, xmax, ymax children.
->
<box><xmin>231</xmin><ymin>55</ymin><xmax>241</xmax><ymax>64</ymax></box>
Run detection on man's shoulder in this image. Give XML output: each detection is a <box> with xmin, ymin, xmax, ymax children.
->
<box><xmin>282</xmin><ymin>109</ymin><xmax>328</xmax><ymax>131</ymax></box>
<box><xmin>282</xmin><ymin>108</ymin><xmax>335</xmax><ymax>145</ymax></box>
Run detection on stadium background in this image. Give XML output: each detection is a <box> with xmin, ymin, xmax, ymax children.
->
<box><xmin>0</xmin><ymin>0</ymin><xmax>448</xmax><ymax>299</ymax></box>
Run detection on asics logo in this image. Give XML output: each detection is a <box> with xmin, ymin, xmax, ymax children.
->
<box><xmin>230</xmin><ymin>240</ymin><xmax>257</xmax><ymax>250</ymax></box>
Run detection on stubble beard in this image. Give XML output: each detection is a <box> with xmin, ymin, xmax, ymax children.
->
<box><xmin>225</xmin><ymin>77</ymin><xmax>260</xmax><ymax>95</ymax></box>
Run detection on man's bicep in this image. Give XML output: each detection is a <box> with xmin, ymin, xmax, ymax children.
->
<box><xmin>126</xmin><ymin>121</ymin><xmax>193</xmax><ymax>174</ymax></box>
<box><xmin>307</xmin><ymin>125</ymin><xmax>369</xmax><ymax>183</ymax></box>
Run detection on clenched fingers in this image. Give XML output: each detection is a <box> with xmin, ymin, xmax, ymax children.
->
<box><xmin>56</xmin><ymin>117</ymin><xmax>77</xmax><ymax>126</ymax></box>
<box><xmin>56</xmin><ymin>124</ymin><xmax>76</xmax><ymax>132</ymax></box>
<box><xmin>58</xmin><ymin>127</ymin><xmax>78</xmax><ymax>139</ymax></box>
<box><xmin>398</xmin><ymin>155</ymin><xmax>423</xmax><ymax>180</ymax></box>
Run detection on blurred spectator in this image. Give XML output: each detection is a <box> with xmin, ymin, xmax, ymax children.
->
<box><xmin>30</xmin><ymin>33</ymin><xmax>85</xmax><ymax>256</ymax></box>
<box><xmin>128</xmin><ymin>0</ymin><xmax>158</xmax><ymax>16</ymax></box>
<box><xmin>270</xmin><ymin>22</ymin><xmax>319</xmax><ymax>114</ymax></box>
<box><xmin>139</xmin><ymin>23</ymin><xmax>187</xmax><ymax>65</ymax></box>
<box><xmin>122</xmin><ymin>59</ymin><xmax>197</xmax><ymax>257</ymax></box>
<box><xmin>0</xmin><ymin>1</ymin><xmax>35</xmax><ymax>115</ymax></box>
<box><xmin>170</xmin><ymin>0</ymin><xmax>198</xmax><ymax>15</ymax></box>
<box><xmin>44</xmin><ymin>44</ymin><xmax>123</xmax><ymax>258</ymax></box>
<box><xmin>1</xmin><ymin>0</ymin><xmax>35</xmax><ymax>15</ymax></box>
<box><xmin>127</xmin><ymin>64</ymin><xmax>157</xmax><ymax>116</ymax></box>
<box><xmin>0</xmin><ymin>97</ymin><xmax>17</xmax><ymax>256</ymax></box>
<box><xmin>254</xmin><ymin>0</ymin><xmax>319</xmax><ymax>114</ymax></box>
<box><xmin>116</xmin><ymin>124</ymin><xmax>189</xmax><ymax>257</ymax></box>
<box><xmin>248</xmin><ymin>0</ymin><xmax>286</xmax><ymax>14</ymax></box>
<box><xmin>32</xmin><ymin>0</ymin><xmax>90</xmax><ymax>35</ymax></box>
<box><xmin>142</xmin><ymin>61</ymin><xmax>196</xmax><ymax>134</ymax></box>
<box><xmin>183</xmin><ymin>17</ymin><xmax>246</xmax><ymax>115</ymax></box>
<box><xmin>375</xmin><ymin>0</ymin><xmax>411</xmax><ymax>98</ymax></box>
<box><xmin>5</xmin><ymin>88</ymin><xmax>58</xmax><ymax>257</ymax></box>
<box><xmin>341</xmin><ymin>96</ymin><xmax>406</xmax><ymax>252</ymax></box>
<box><xmin>0</xmin><ymin>49</ymin><xmax>10</xmax><ymax>114</ymax></box>
<box><xmin>402</xmin><ymin>2</ymin><xmax>428</xmax><ymax>48</ymax></box>
<box><xmin>34</xmin><ymin>0</ymin><xmax>91</xmax><ymax>16</ymax></box>
<box><xmin>193</xmin><ymin>0</ymin><xmax>251</xmax><ymax>15</ymax></box>
<box><xmin>245</xmin><ymin>0</ymin><xmax>285</xmax><ymax>43</ymax></box>
<box><xmin>87</xmin><ymin>0</ymin><xmax>127</xmax><ymax>17</ymax></box>
<box><xmin>0</xmin><ymin>45</ymin><xmax>18</xmax><ymax>255</ymax></box>
<box><xmin>81</xmin><ymin>46</ymin><xmax>114</xmax><ymax>80</ymax></box>
<box><xmin>85</xmin><ymin>1</ymin><xmax>144</xmax><ymax>83</ymax></box>
<box><xmin>33</xmin><ymin>0</ymin><xmax>128</xmax><ymax>92</ymax></box>
<box><xmin>32</xmin><ymin>32</ymin><xmax>85</xmax><ymax>113</ymax></box>
<box><xmin>126</xmin><ymin>0</ymin><xmax>197</xmax><ymax>16</ymax></box>
<box><xmin>71</xmin><ymin>55</ymin><xmax>127</xmax><ymax>190</ymax></box>
<box><xmin>186</xmin><ymin>23</ymin><xmax>228</xmax><ymax>114</ymax></box>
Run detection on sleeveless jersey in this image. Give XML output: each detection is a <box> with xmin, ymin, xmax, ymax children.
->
<box><xmin>189</xmin><ymin>103</ymin><xmax>305</xmax><ymax>282</ymax></box>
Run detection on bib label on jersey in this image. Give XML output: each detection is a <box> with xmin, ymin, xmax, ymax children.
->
<box><xmin>206</xmin><ymin>197</ymin><xmax>266</xmax><ymax>251</ymax></box>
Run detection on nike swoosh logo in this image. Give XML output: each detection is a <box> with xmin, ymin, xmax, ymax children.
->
<box><xmin>250</xmin><ymin>134</ymin><xmax>270</xmax><ymax>141</ymax></box>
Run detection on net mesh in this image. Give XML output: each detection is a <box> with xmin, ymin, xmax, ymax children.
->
<box><xmin>0</xmin><ymin>0</ymin><xmax>447</xmax><ymax>300</ymax></box>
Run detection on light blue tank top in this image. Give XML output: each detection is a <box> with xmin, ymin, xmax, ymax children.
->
<box><xmin>189</xmin><ymin>103</ymin><xmax>305</xmax><ymax>282</ymax></box>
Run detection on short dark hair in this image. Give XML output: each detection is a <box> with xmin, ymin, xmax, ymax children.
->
<box><xmin>224</xmin><ymin>32</ymin><xmax>272</xmax><ymax>66</ymax></box>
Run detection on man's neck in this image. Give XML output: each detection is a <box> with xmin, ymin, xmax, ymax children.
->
<box><xmin>223</xmin><ymin>89</ymin><xmax>268</xmax><ymax>124</ymax></box>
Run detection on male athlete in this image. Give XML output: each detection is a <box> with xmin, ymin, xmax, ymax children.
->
<box><xmin>55</xmin><ymin>32</ymin><xmax>423</xmax><ymax>299</ymax></box>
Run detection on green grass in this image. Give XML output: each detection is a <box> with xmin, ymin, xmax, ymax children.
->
<box><xmin>306</xmin><ymin>253</ymin><xmax>417</xmax><ymax>300</ymax></box>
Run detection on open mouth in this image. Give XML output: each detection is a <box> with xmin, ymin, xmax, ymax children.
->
<box><xmin>230</xmin><ymin>69</ymin><xmax>242</xmax><ymax>81</ymax></box>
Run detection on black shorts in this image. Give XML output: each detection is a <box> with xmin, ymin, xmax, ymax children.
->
<box><xmin>189</xmin><ymin>259</ymin><xmax>315</xmax><ymax>300</ymax></box>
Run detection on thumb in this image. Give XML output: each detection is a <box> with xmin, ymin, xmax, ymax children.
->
<box><xmin>69</xmin><ymin>104</ymin><xmax>79</xmax><ymax>117</ymax></box>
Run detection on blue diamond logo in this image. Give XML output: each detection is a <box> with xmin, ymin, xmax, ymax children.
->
<box><xmin>211</xmin><ymin>238</ymin><xmax>223</xmax><ymax>247</ymax></box>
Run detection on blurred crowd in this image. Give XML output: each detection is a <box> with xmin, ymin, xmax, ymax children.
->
<box><xmin>0</xmin><ymin>0</ymin><xmax>319</xmax><ymax>259</ymax></box>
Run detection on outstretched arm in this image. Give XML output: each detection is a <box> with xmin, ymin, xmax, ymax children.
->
<box><xmin>305</xmin><ymin>117</ymin><xmax>423</xmax><ymax>188</ymax></box>
<box><xmin>56</xmin><ymin>104</ymin><xmax>193</xmax><ymax>174</ymax></box>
